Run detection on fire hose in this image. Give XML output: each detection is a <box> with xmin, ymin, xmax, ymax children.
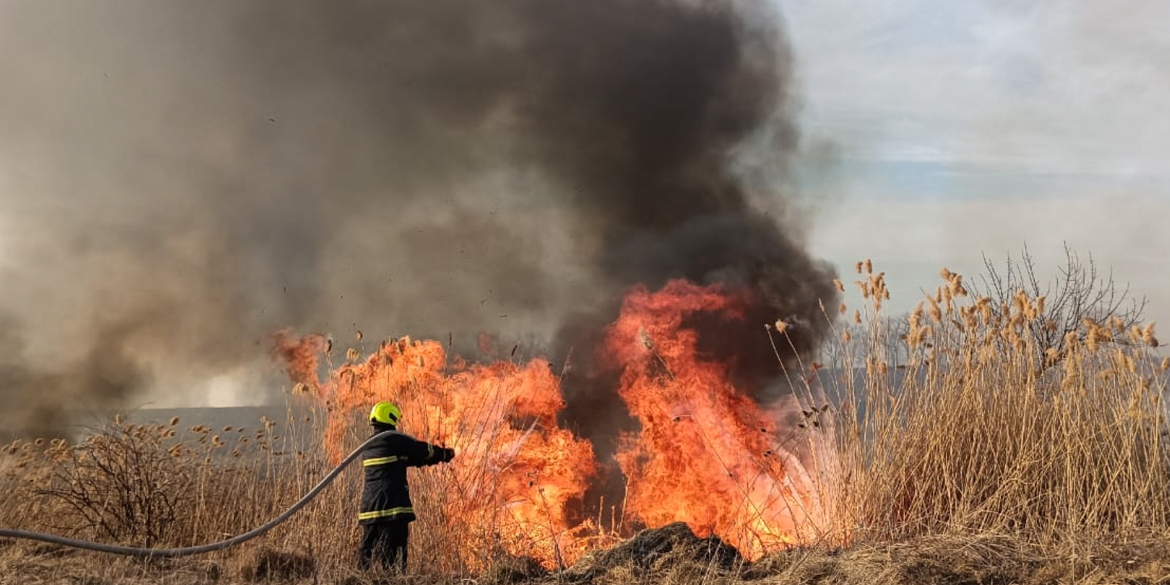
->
<box><xmin>0</xmin><ymin>430</ymin><xmax>395</xmax><ymax>558</ymax></box>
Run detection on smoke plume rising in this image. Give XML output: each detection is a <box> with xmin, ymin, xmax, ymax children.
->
<box><xmin>0</xmin><ymin>0</ymin><xmax>837</xmax><ymax>437</ymax></box>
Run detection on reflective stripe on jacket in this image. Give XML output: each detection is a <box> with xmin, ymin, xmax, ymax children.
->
<box><xmin>359</xmin><ymin>427</ymin><xmax>445</xmax><ymax>524</ymax></box>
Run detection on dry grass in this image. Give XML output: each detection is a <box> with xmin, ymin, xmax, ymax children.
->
<box><xmin>2</xmin><ymin>261</ymin><xmax>1170</xmax><ymax>584</ymax></box>
<box><xmin>827</xmin><ymin>262</ymin><xmax>1170</xmax><ymax>548</ymax></box>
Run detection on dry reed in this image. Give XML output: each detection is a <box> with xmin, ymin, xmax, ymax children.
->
<box><xmin>2</xmin><ymin>261</ymin><xmax>1169</xmax><ymax>584</ymax></box>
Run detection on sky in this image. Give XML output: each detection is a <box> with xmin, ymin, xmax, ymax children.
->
<box><xmin>777</xmin><ymin>0</ymin><xmax>1170</xmax><ymax>324</ymax></box>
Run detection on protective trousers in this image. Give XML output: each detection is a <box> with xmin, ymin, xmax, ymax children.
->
<box><xmin>358</xmin><ymin>520</ymin><xmax>409</xmax><ymax>573</ymax></box>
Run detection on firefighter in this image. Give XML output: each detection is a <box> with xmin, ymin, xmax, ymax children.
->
<box><xmin>357</xmin><ymin>401</ymin><xmax>455</xmax><ymax>573</ymax></box>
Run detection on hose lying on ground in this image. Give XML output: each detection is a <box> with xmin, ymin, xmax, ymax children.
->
<box><xmin>0</xmin><ymin>430</ymin><xmax>393</xmax><ymax>558</ymax></box>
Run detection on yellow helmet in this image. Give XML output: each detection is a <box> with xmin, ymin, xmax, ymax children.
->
<box><xmin>369</xmin><ymin>402</ymin><xmax>403</xmax><ymax>426</ymax></box>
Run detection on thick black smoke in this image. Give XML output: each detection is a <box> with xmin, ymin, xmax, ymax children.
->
<box><xmin>0</xmin><ymin>0</ymin><xmax>836</xmax><ymax>438</ymax></box>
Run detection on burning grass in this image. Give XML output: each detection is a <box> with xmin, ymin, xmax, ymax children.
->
<box><xmin>3</xmin><ymin>262</ymin><xmax>1170</xmax><ymax>584</ymax></box>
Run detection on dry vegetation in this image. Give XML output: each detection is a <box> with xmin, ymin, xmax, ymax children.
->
<box><xmin>2</xmin><ymin>255</ymin><xmax>1169</xmax><ymax>585</ymax></box>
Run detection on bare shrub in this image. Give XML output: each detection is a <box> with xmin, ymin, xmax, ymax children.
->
<box><xmin>33</xmin><ymin>418</ymin><xmax>193</xmax><ymax>547</ymax></box>
<box><xmin>972</xmin><ymin>243</ymin><xmax>1153</xmax><ymax>371</ymax></box>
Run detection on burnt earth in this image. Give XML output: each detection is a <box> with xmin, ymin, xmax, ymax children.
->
<box><xmin>560</xmin><ymin>522</ymin><xmax>742</xmax><ymax>583</ymax></box>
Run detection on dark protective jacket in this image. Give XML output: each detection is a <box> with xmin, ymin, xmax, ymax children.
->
<box><xmin>359</xmin><ymin>426</ymin><xmax>452</xmax><ymax>524</ymax></box>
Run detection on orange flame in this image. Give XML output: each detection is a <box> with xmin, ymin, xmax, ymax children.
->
<box><xmin>277</xmin><ymin>280</ymin><xmax>834</xmax><ymax>566</ymax></box>
<box><xmin>602</xmin><ymin>280</ymin><xmax>829</xmax><ymax>559</ymax></box>
<box><xmin>273</xmin><ymin>329</ymin><xmax>326</xmax><ymax>389</ymax></box>
<box><xmin>280</xmin><ymin>333</ymin><xmax>596</xmax><ymax>567</ymax></box>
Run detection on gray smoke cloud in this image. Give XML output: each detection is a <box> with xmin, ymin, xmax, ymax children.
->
<box><xmin>0</xmin><ymin>0</ymin><xmax>837</xmax><ymax>438</ymax></box>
